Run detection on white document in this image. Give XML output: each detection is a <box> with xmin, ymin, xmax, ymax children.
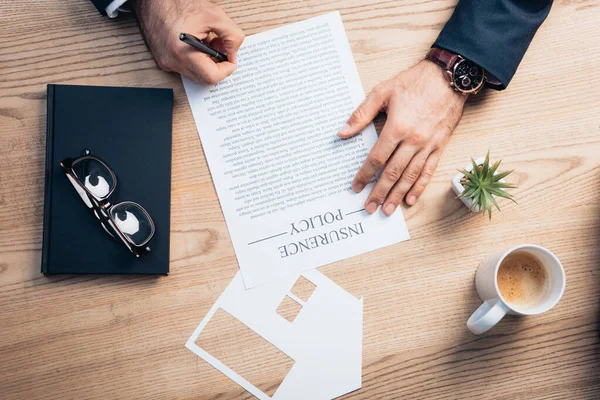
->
<box><xmin>186</xmin><ymin>269</ymin><xmax>363</xmax><ymax>399</ymax></box>
<box><xmin>183</xmin><ymin>12</ymin><xmax>410</xmax><ymax>288</ymax></box>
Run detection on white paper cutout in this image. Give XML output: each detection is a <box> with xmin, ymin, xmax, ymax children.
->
<box><xmin>186</xmin><ymin>269</ymin><xmax>363</xmax><ymax>399</ymax></box>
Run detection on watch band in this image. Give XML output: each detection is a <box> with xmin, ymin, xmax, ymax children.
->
<box><xmin>425</xmin><ymin>47</ymin><xmax>460</xmax><ymax>71</ymax></box>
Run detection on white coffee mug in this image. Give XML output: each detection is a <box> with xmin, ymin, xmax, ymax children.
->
<box><xmin>467</xmin><ymin>244</ymin><xmax>566</xmax><ymax>335</ymax></box>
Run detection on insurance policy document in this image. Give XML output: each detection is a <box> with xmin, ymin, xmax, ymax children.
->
<box><xmin>183</xmin><ymin>12</ymin><xmax>410</xmax><ymax>288</ymax></box>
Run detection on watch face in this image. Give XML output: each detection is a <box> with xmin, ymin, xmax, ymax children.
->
<box><xmin>453</xmin><ymin>59</ymin><xmax>484</xmax><ymax>93</ymax></box>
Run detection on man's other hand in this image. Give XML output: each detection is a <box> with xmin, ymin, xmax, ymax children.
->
<box><xmin>338</xmin><ymin>60</ymin><xmax>467</xmax><ymax>215</ymax></box>
<box><xmin>134</xmin><ymin>0</ymin><xmax>245</xmax><ymax>85</ymax></box>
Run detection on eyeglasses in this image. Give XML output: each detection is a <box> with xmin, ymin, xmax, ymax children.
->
<box><xmin>60</xmin><ymin>149</ymin><xmax>155</xmax><ymax>257</ymax></box>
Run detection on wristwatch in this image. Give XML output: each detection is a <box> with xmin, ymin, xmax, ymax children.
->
<box><xmin>425</xmin><ymin>47</ymin><xmax>486</xmax><ymax>95</ymax></box>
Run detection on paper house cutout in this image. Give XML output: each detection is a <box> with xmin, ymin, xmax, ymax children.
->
<box><xmin>186</xmin><ymin>269</ymin><xmax>363</xmax><ymax>399</ymax></box>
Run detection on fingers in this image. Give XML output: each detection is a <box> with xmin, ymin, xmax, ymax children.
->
<box><xmin>184</xmin><ymin>50</ymin><xmax>238</xmax><ymax>85</ymax></box>
<box><xmin>339</xmin><ymin>85</ymin><xmax>389</xmax><ymax>138</ymax></box>
<box><xmin>364</xmin><ymin>144</ymin><xmax>418</xmax><ymax>214</ymax></box>
<box><xmin>351</xmin><ymin>118</ymin><xmax>403</xmax><ymax>193</ymax></box>
<box><xmin>405</xmin><ymin>150</ymin><xmax>441</xmax><ymax>205</ymax></box>
<box><xmin>383</xmin><ymin>150</ymin><xmax>430</xmax><ymax>214</ymax></box>
<box><xmin>176</xmin><ymin>4</ymin><xmax>243</xmax><ymax>84</ymax></box>
<box><xmin>208</xmin><ymin>37</ymin><xmax>226</xmax><ymax>54</ymax></box>
<box><xmin>208</xmin><ymin>8</ymin><xmax>245</xmax><ymax>63</ymax></box>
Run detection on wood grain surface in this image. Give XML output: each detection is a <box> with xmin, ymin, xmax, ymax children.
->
<box><xmin>1</xmin><ymin>1</ymin><xmax>599</xmax><ymax>399</ymax></box>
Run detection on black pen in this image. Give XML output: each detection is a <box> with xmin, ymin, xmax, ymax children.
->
<box><xmin>179</xmin><ymin>32</ymin><xmax>228</xmax><ymax>62</ymax></box>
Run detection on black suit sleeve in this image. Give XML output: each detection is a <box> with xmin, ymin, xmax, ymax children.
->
<box><xmin>89</xmin><ymin>0</ymin><xmax>113</xmax><ymax>15</ymax></box>
<box><xmin>433</xmin><ymin>0</ymin><xmax>552</xmax><ymax>90</ymax></box>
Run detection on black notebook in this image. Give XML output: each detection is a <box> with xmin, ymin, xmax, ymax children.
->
<box><xmin>42</xmin><ymin>84</ymin><xmax>173</xmax><ymax>274</ymax></box>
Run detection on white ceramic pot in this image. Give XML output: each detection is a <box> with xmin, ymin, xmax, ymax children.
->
<box><xmin>451</xmin><ymin>156</ymin><xmax>486</xmax><ymax>212</ymax></box>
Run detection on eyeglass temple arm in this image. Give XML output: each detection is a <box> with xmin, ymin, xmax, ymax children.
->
<box><xmin>65</xmin><ymin>174</ymin><xmax>94</xmax><ymax>209</ymax></box>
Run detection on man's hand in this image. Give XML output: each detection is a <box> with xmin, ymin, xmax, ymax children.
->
<box><xmin>338</xmin><ymin>60</ymin><xmax>467</xmax><ymax>215</ymax></box>
<box><xmin>134</xmin><ymin>0</ymin><xmax>244</xmax><ymax>85</ymax></box>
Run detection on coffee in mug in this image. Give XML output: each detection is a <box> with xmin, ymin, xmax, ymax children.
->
<box><xmin>497</xmin><ymin>251</ymin><xmax>547</xmax><ymax>308</ymax></box>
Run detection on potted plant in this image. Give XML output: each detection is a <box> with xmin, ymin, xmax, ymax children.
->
<box><xmin>451</xmin><ymin>152</ymin><xmax>517</xmax><ymax>219</ymax></box>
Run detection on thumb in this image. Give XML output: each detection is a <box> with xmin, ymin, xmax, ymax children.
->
<box><xmin>339</xmin><ymin>85</ymin><xmax>388</xmax><ymax>138</ymax></box>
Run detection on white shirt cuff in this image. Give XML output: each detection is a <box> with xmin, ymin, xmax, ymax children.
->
<box><xmin>106</xmin><ymin>0</ymin><xmax>129</xmax><ymax>18</ymax></box>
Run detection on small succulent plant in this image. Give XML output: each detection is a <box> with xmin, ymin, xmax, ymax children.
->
<box><xmin>459</xmin><ymin>152</ymin><xmax>517</xmax><ymax>219</ymax></box>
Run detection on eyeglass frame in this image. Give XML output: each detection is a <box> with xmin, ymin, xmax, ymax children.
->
<box><xmin>60</xmin><ymin>149</ymin><xmax>155</xmax><ymax>257</ymax></box>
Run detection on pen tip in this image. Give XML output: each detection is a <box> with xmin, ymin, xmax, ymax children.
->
<box><xmin>179</xmin><ymin>33</ymin><xmax>185</xmax><ymax>40</ymax></box>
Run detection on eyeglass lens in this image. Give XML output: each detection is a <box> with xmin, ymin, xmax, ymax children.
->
<box><xmin>110</xmin><ymin>203</ymin><xmax>154</xmax><ymax>246</ymax></box>
<box><xmin>72</xmin><ymin>158</ymin><xmax>115</xmax><ymax>199</ymax></box>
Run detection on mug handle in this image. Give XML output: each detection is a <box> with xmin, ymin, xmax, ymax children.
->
<box><xmin>467</xmin><ymin>298</ymin><xmax>509</xmax><ymax>334</ymax></box>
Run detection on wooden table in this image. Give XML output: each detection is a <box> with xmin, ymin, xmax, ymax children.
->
<box><xmin>1</xmin><ymin>1</ymin><xmax>599</xmax><ymax>399</ymax></box>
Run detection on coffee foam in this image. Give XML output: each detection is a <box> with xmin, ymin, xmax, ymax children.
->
<box><xmin>497</xmin><ymin>251</ymin><xmax>548</xmax><ymax>308</ymax></box>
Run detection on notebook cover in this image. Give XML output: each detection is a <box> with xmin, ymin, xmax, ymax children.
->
<box><xmin>42</xmin><ymin>84</ymin><xmax>173</xmax><ymax>274</ymax></box>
